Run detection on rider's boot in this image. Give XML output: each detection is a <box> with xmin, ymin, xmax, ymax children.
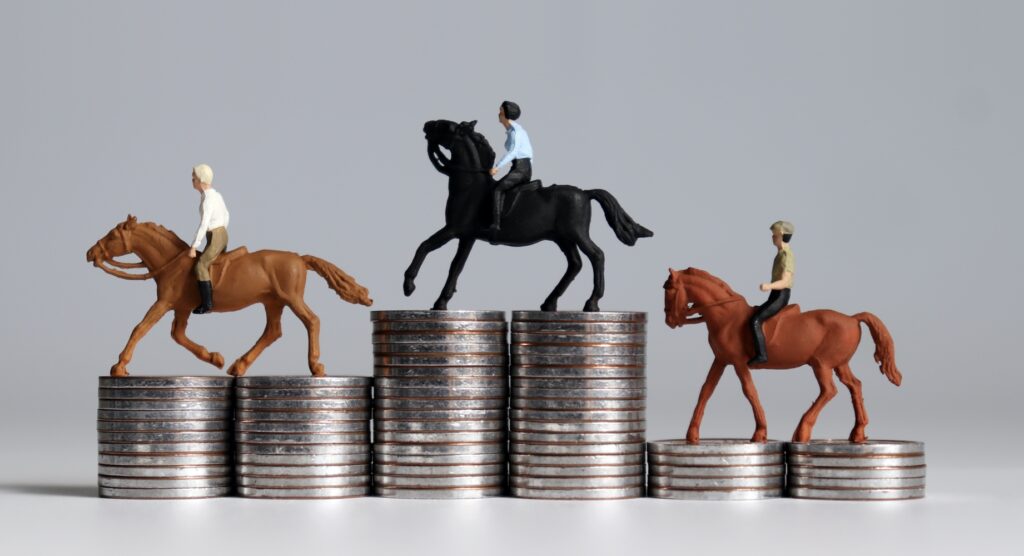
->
<box><xmin>747</xmin><ymin>320</ymin><xmax>768</xmax><ymax>366</ymax></box>
<box><xmin>193</xmin><ymin>281</ymin><xmax>214</xmax><ymax>314</ymax></box>
<box><xmin>487</xmin><ymin>190</ymin><xmax>504</xmax><ymax>237</ymax></box>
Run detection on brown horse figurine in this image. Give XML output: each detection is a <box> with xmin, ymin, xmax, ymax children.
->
<box><xmin>86</xmin><ymin>215</ymin><xmax>373</xmax><ymax>377</ymax></box>
<box><xmin>663</xmin><ymin>267</ymin><xmax>902</xmax><ymax>443</ymax></box>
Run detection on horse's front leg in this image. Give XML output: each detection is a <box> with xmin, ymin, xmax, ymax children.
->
<box><xmin>110</xmin><ymin>301</ymin><xmax>171</xmax><ymax>376</ymax></box>
<box><xmin>685</xmin><ymin>358</ymin><xmax>726</xmax><ymax>442</ymax></box>
<box><xmin>433</xmin><ymin>238</ymin><xmax>476</xmax><ymax>310</ymax></box>
<box><xmin>404</xmin><ymin>227</ymin><xmax>456</xmax><ymax>297</ymax></box>
<box><xmin>734</xmin><ymin>362</ymin><xmax>770</xmax><ymax>442</ymax></box>
<box><xmin>170</xmin><ymin>309</ymin><xmax>225</xmax><ymax>369</ymax></box>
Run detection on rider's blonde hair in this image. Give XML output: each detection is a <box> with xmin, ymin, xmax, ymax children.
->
<box><xmin>193</xmin><ymin>164</ymin><xmax>214</xmax><ymax>185</ymax></box>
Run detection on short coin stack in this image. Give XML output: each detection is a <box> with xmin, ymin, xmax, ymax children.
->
<box><xmin>787</xmin><ymin>440</ymin><xmax>926</xmax><ymax>500</ymax></box>
<box><xmin>97</xmin><ymin>376</ymin><xmax>234</xmax><ymax>499</ymax></box>
<box><xmin>509</xmin><ymin>311</ymin><xmax>647</xmax><ymax>500</ymax></box>
<box><xmin>372</xmin><ymin>310</ymin><xmax>509</xmax><ymax>499</ymax></box>
<box><xmin>235</xmin><ymin>376</ymin><xmax>372</xmax><ymax>499</ymax></box>
<box><xmin>647</xmin><ymin>439</ymin><xmax>786</xmax><ymax>500</ymax></box>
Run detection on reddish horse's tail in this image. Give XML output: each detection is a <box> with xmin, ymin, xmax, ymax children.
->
<box><xmin>302</xmin><ymin>255</ymin><xmax>373</xmax><ymax>306</ymax></box>
<box><xmin>854</xmin><ymin>312</ymin><xmax>902</xmax><ymax>386</ymax></box>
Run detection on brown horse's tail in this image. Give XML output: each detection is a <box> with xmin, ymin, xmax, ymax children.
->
<box><xmin>302</xmin><ymin>255</ymin><xmax>373</xmax><ymax>306</ymax></box>
<box><xmin>854</xmin><ymin>312</ymin><xmax>902</xmax><ymax>386</ymax></box>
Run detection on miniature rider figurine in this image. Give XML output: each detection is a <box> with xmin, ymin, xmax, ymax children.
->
<box><xmin>188</xmin><ymin>164</ymin><xmax>230</xmax><ymax>314</ymax></box>
<box><xmin>748</xmin><ymin>220</ymin><xmax>795</xmax><ymax>365</ymax></box>
<box><xmin>488</xmin><ymin>100</ymin><xmax>534</xmax><ymax>233</ymax></box>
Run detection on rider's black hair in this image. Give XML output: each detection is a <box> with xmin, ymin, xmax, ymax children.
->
<box><xmin>782</xmin><ymin>233</ymin><xmax>793</xmax><ymax>243</ymax></box>
<box><xmin>501</xmin><ymin>100</ymin><xmax>521</xmax><ymax>120</ymax></box>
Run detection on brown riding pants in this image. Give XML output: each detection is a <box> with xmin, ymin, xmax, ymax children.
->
<box><xmin>194</xmin><ymin>227</ymin><xmax>228</xmax><ymax>281</ymax></box>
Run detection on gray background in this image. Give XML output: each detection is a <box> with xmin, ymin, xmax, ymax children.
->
<box><xmin>1</xmin><ymin>1</ymin><xmax>1020</xmax><ymax>554</ymax></box>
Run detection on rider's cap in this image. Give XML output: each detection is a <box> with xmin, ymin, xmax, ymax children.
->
<box><xmin>770</xmin><ymin>220</ymin><xmax>794</xmax><ymax>235</ymax></box>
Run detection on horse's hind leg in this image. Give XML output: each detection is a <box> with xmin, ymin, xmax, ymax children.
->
<box><xmin>228</xmin><ymin>303</ymin><xmax>285</xmax><ymax>377</ymax></box>
<box><xmin>171</xmin><ymin>309</ymin><xmax>224</xmax><ymax>370</ymax></box>
<box><xmin>576</xmin><ymin>235</ymin><xmax>605</xmax><ymax>312</ymax></box>
<box><xmin>433</xmin><ymin>238</ymin><xmax>475</xmax><ymax>311</ymax></box>
<box><xmin>110</xmin><ymin>301</ymin><xmax>171</xmax><ymax>376</ymax></box>
<box><xmin>835</xmin><ymin>363</ymin><xmax>869</xmax><ymax>442</ymax></box>
<box><xmin>792</xmin><ymin>362</ymin><xmax>839</xmax><ymax>442</ymax></box>
<box><xmin>540</xmin><ymin>241</ymin><xmax>583</xmax><ymax>312</ymax></box>
<box><xmin>734</xmin><ymin>363</ymin><xmax>769</xmax><ymax>442</ymax></box>
<box><xmin>285</xmin><ymin>299</ymin><xmax>324</xmax><ymax>376</ymax></box>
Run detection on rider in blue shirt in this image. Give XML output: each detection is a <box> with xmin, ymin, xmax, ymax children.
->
<box><xmin>489</xmin><ymin>100</ymin><xmax>533</xmax><ymax>233</ymax></box>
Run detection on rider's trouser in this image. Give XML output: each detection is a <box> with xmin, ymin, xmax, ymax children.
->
<box><xmin>493</xmin><ymin>158</ymin><xmax>532</xmax><ymax>226</ymax></box>
<box><xmin>750</xmin><ymin>288</ymin><xmax>790</xmax><ymax>359</ymax></box>
<box><xmin>194</xmin><ymin>227</ymin><xmax>228</xmax><ymax>281</ymax></box>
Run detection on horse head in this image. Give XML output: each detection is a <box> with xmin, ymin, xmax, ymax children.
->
<box><xmin>664</xmin><ymin>268</ymin><xmax>691</xmax><ymax>328</ymax></box>
<box><xmin>87</xmin><ymin>214</ymin><xmax>139</xmax><ymax>265</ymax></box>
<box><xmin>664</xmin><ymin>267</ymin><xmax>745</xmax><ymax>328</ymax></box>
<box><xmin>423</xmin><ymin>119</ymin><xmax>494</xmax><ymax>176</ymax></box>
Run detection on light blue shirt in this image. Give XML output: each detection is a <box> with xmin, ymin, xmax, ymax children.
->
<box><xmin>493</xmin><ymin>120</ymin><xmax>533</xmax><ymax>169</ymax></box>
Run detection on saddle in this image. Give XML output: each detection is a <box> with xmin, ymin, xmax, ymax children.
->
<box><xmin>208</xmin><ymin>246</ymin><xmax>249</xmax><ymax>287</ymax></box>
<box><xmin>761</xmin><ymin>304</ymin><xmax>801</xmax><ymax>346</ymax></box>
<box><xmin>502</xmin><ymin>180</ymin><xmax>544</xmax><ymax>217</ymax></box>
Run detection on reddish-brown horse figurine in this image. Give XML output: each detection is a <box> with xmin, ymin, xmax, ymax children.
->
<box><xmin>87</xmin><ymin>215</ymin><xmax>373</xmax><ymax>377</ymax></box>
<box><xmin>664</xmin><ymin>267</ymin><xmax>902</xmax><ymax>443</ymax></box>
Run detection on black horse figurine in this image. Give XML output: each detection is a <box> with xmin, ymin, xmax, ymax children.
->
<box><xmin>403</xmin><ymin>119</ymin><xmax>653</xmax><ymax>312</ymax></box>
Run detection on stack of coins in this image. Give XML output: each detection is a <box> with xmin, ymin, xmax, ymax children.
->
<box><xmin>97</xmin><ymin>376</ymin><xmax>234</xmax><ymax>499</ymax></box>
<box><xmin>787</xmin><ymin>440</ymin><xmax>926</xmax><ymax>500</ymax></box>
<box><xmin>509</xmin><ymin>311</ymin><xmax>647</xmax><ymax>500</ymax></box>
<box><xmin>234</xmin><ymin>376</ymin><xmax>372</xmax><ymax>499</ymax></box>
<box><xmin>647</xmin><ymin>439</ymin><xmax>786</xmax><ymax>500</ymax></box>
<box><xmin>371</xmin><ymin>310</ymin><xmax>509</xmax><ymax>499</ymax></box>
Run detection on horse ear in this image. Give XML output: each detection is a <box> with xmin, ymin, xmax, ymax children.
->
<box><xmin>126</xmin><ymin>214</ymin><xmax>137</xmax><ymax>229</ymax></box>
<box><xmin>467</xmin><ymin>120</ymin><xmax>477</xmax><ymax>130</ymax></box>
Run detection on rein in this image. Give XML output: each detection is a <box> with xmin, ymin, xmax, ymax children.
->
<box><xmin>686</xmin><ymin>295</ymin><xmax>744</xmax><ymax>316</ymax></box>
<box><xmin>429</xmin><ymin>138</ymin><xmax>490</xmax><ymax>174</ymax></box>
<box><xmin>94</xmin><ymin>226</ymin><xmax>187</xmax><ymax>281</ymax></box>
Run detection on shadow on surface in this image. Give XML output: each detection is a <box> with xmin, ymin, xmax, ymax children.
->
<box><xmin>0</xmin><ymin>484</ymin><xmax>96</xmax><ymax>498</ymax></box>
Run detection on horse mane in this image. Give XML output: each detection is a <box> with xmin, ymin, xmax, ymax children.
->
<box><xmin>140</xmin><ymin>221</ymin><xmax>189</xmax><ymax>249</ymax></box>
<box><xmin>682</xmin><ymin>267</ymin><xmax>740</xmax><ymax>297</ymax></box>
<box><xmin>466</xmin><ymin>130</ymin><xmax>496</xmax><ymax>168</ymax></box>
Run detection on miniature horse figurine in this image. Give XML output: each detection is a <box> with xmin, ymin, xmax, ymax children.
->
<box><xmin>664</xmin><ymin>267</ymin><xmax>903</xmax><ymax>443</ymax></box>
<box><xmin>87</xmin><ymin>215</ymin><xmax>373</xmax><ymax>377</ymax></box>
<box><xmin>404</xmin><ymin>119</ymin><xmax>653</xmax><ymax>312</ymax></box>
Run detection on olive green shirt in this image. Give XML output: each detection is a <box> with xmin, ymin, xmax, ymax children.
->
<box><xmin>771</xmin><ymin>245</ymin><xmax>795</xmax><ymax>284</ymax></box>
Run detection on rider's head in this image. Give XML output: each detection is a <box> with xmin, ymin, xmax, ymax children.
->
<box><xmin>500</xmin><ymin>100</ymin><xmax>521</xmax><ymax>123</ymax></box>
<box><xmin>770</xmin><ymin>220</ymin><xmax>794</xmax><ymax>246</ymax></box>
<box><xmin>192</xmin><ymin>164</ymin><xmax>213</xmax><ymax>191</ymax></box>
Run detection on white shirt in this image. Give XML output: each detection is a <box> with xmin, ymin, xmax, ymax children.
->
<box><xmin>192</xmin><ymin>188</ymin><xmax>230</xmax><ymax>249</ymax></box>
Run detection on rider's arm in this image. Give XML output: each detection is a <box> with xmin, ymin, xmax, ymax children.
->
<box><xmin>493</xmin><ymin>127</ymin><xmax>517</xmax><ymax>170</ymax></box>
<box><xmin>765</xmin><ymin>271</ymin><xmax>793</xmax><ymax>290</ymax></box>
<box><xmin>192</xmin><ymin>196</ymin><xmax>212</xmax><ymax>250</ymax></box>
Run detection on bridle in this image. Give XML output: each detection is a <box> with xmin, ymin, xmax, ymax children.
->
<box><xmin>428</xmin><ymin>130</ymin><xmax>490</xmax><ymax>174</ymax></box>
<box><xmin>667</xmin><ymin>277</ymin><xmax>744</xmax><ymax>325</ymax></box>
<box><xmin>92</xmin><ymin>225</ymin><xmax>185</xmax><ymax>281</ymax></box>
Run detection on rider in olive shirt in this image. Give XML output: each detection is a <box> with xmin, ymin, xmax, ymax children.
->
<box><xmin>748</xmin><ymin>220</ymin><xmax>795</xmax><ymax>365</ymax></box>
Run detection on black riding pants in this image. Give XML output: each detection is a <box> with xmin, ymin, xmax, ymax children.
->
<box><xmin>750</xmin><ymin>288</ymin><xmax>791</xmax><ymax>357</ymax></box>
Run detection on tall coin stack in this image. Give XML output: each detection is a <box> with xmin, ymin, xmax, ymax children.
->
<box><xmin>647</xmin><ymin>439</ymin><xmax>786</xmax><ymax>500</ymax></box>
<box><xmin>509</xmin><ymin>311</ymin><xmax>647</xmax><ymax>500</ymax></box>
<box><xmin>97</xmin><ymin>376</ymin><xmax>234</xmax><ymax>499</ymax></box>
<box><xmin>235</xmin><ymin>376</ymin><xmax>372</xmax><ymax>499</ymax></box>
<box><xmin>787</xmin><ymin>440</ymin><xmax>926</xmax><ymax>500</ymax></box>
<box><xmin>372</xmin><ymin>310</ymin><xmax>509</xmax><ymax>499</ymax></box>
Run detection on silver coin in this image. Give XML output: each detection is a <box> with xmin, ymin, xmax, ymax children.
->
<box><xmin>374</xmin><ymin>442</ymin><xmax>506</xmax><ymax>456</ymax></box>
<box><xmin>650</xmin><ymin>475</ymin><xmax>785</xmax><ymax>489</ymax></box>
<box><xmin>235</xmin><ymin>452</ymin><xmax>371</xmax><ymax>465</ymax></box>
<box><xmin>787</xmin><ymin>439</ymin><xmax>925</xmax><ymax>456</ymax></box>
<box><xmin>97</xmin><ymin>419</ymin><xmax>229</xmax><ymax>432</ymax></box>
<box><xmin>375</xmin><ymin>386</ymin><xmax>509</xmax><ymax>398</ymax></box>
<box><xmin>511</xmin><ymin>367</ymin><xmax>645</xmax><ymax>378</ymax></box>
<box><xmin>236</xmin><ymin>420</ymin><xmax>368</xmax><ymax>434</ymax></box>
<box><xmin>237</xmin><ymin>398</ymin><xmax>370</xmax><ymax>410</ymax></box>
<box><xmin>510</xmin><ymin>431</ymin><xmax>645</xmax><ymax>444</ymax></box>
<box><xmin>372</xmin><ymin>453</ymin><xmax>507</xmax><ymax>466</ymax></box>
<box><xmin>512</xmin><ymin>378</ymin><xmax>645</xmax><ymax>390</ymax></box>
<box><xmin>512</xmin><ymin>398</ymin><xmax>644</xmax><ymax>410</ymax></box>
<box><xmin>512</xmin><ymin>355</ymin><xmax>644</xmax><ymax>366</ymax></box>
<box><xmin>97</xmin><ymin>409</ymin><xmax>232</xmax><ymax>421</ymax></box>
<box><xmin>373</xmin><ymin>486</ymin><xmax>504</xmax><ymax>499</ymax></box>
<box><xmin>237</xmin><ymin>464</ymin><xmax>369</xmax><ymax>477</ymax></box>
<box><xmin>98</xmin><ymin>442</ymin><xmax>229</xmax><ymax>453</ymax></box>
<box><xmin>98</xmin><ymin>453</ymin><xmax>231</xmax><ymax>466</ymax></box>
<box><xmin>373</xmin><ymin>474</ymin><xmax>504</xmax><ymax>488</ymax></box>
<box><xmin>238</xmin><ymin>485</ymin><xmax>370</xmax><ymax>499</ymax></box>
<box><xmin>99</xmin><ymin>486</ymin><xmax>231</xmax><ymax>499</ymax></box>
<box><xmin>375</xmin><ymin>398</ymin><xmax>507</xmax><ymax>410</ymax></box>
<box><xmin>373</xmin><ymin>408</ymin><xmax>507</xmax><ymax>421</ymax></box>
<box><xmin>376</xmin><ymin>430</ymin><xmax>506</xmax><ymax>443</ymax></box>
<box><xmin>98</xmin><ymin>464</ymin><xmax>231</xmax><ymax>478</ymax></box>
<box><xmin>512</xmin><ymin>333</ymin><xmax>646</xmax><ymax>345</ymax></box>
<box><xmin>510</xmin><ymin>442</ymin><xmax>644</xmax><ymax>456</ymax></box>
<box><xmin>787</xmin><ymin>486</ymin><xmax>925</xmax><ymax>501</ymax></box>
<box><xmin>98</xmin><ymin>476</ymin><xmax>232</xmax><ymax>488</ymax></box>
<box><xmin>98</xmin><ymin>376</ymin><xmax>234</xmax><ymax>389</ymax></box>
<box><xmin>236</xmin><ymin>387</ymin><xmax>370</xmax><ymax>399</ymax></box>
<box><xmin>375</xmin><ymin>366</ymin><xmax>508</xmax><ymax>378</ymax></box>
<box><xmin>649</xmin><ymin>464</ymin><xmax>786</xmax><ymax>478</ymax></box>
<box><xmin>788</xmin><ymin>465</ymin><xmax>927</xmax><ymax>479</ymax></box>
<box><xmin>373</xmin><ymin>463</ymin><xmax>507</xmax><ymax>476</ymax></box>
<box><xmin>98</xmin><ymin>387</ymin><xmax>231</xmax><ymax>400</ymax></box>
<box><xmin>509</xmin><ymin>453</ymin><xmax>644</xmax><ymax>466</ymax></box>
<box><xmin>237</xmin><ymin>475</ymin><xmax>370</xmax><ymax>488</ymax></box>
<box><xmin>649</xmin><ymin>439</ymin><xmax>786</xmax><ymax>456</ymax></box>
<box><xmin>788</xmin><ymin>475</ymin><xmax>927</xmax><ymax>489</ymax></box>
<box><xmin>648</xmin><ymin>453</ymin><xmax>785</xmax><ymax>466</ymax></box>
<box><xmin>235</xmin><ymin>409</ymin><xmax>370</xmax><ymax>421</ymax></box>
<box><xmin>375</xmin><ymin>377</ymin><xmax>508</xmax><ymax>389</ymax></box>
<box><xmin>234</xmin><ymin>431</ymin><xmax>369</xmax><ymax>444</ymax></box>
<box><xmin>511</xmin><ymin>409</ymin><xmax>645</xmax><ymax>422</ymax></box>
<box><xmin>511</xmin><ymin>387</ymin><xmax>645</xmax><ymax>399</ymax></box>
<box><xmin>510</xmin><ymin>475</ymin><xmax>642</xmax><ymax>489</ymax></box>
<box><xmin>373</xmin><ymin>335</ymin><xmax>507</xmax><ymax>346</ymax></box>
<box><xmin>512</xmin><ymin>420</ymin><xmax>645</xmax><ymax>433</ymax></box>
<box><xmin>512</xmin><ymin>321</ymin><xmax>646</xmax><ymax>334</ymax></box>
<box><xmin>512</xmin><ymin>345</ymin><xmax>645</xmax><ymax>357</ymax></box>
<box><xmin>648</xmin><ymin>487</ymin><xmax>782</xmax><ymax>501</ymax></box>
<box><xmin>374</xmin><ymin>343</ymin><xmax>508</xmax><ymax>354</ymax></box>
<box><xmin>786</xmin><ymin>454</ymin><xmax>926</xmax><ymax>468</ymax></box>
<box><xmin>98</xmin><ymin>399</ymin><xmax>232</xmax><ymax>410</ymax></box>
<box><xmin>371</xmin><ymin>309</ymin><xmax>506</xmax><ymax>321</ymax></box>
<box><xmin>235</xmin><ymin>442</ymin><xmax>369</xmax><ymax>455</ymax></box>
<box><xmin>509</xmin><ymin>486</ymin><xmax>644</xmax><ymax>500</ymax></box>
<box><xmin>375</xmin><ymin>419</ymin><xmax>506</xmax><ymax>432</ymax></box>
<box><xmin>97</xmin><ymin>431</ymin><xmax>231</xmax><ymax>443</ymax></box>
<box><xmin>372</xmin><ymin>321</ymin><xmax>507</xmax><ymax>333</ymax></box>
<box><xmin>511</xmin><ymin>464</ymin><xmax>644</xmax><ymax>477</ymax></box>
<box><xmin>374</xmin><ymin>355</ymin><xmax>508</xmax><ymax>366</ymax></box>
<box><xmin>236</xmin><ymin>376</ymin><xmax>371</xmax><ymax>388</ymax></box>
<box><xmin>512</xmin><ymin>311</ymin><xmax>646</xmax><ymax>323</ymax></box>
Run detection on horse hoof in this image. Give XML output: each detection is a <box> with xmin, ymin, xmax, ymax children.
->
<box><xmin>751</xmin><ymin>431</ymin><xmax>768</xmax><ymax>443</ymax></box>
<box><xmin>110</xmin><ymin>364</ymin><xmax>129</xmax><ymax>377</ymax></box>
<box><xmin>685</xmin><ymin>426</ymin><xmax>700</xmax><ymax>443</ymax></box>
<box><xmin>431</xmin><ymin>301</ymin><xmax>448</xmax><ymax>311</ymax></box>
<box><xmin>311</xmin><ymin>363</ymin><xmax>326</xmax><ymax>377</ymax></box>
<box><xmin>540</xmin><ymin>301</ymin><xmax>557</xmax><ymax>312</ymax></box>
<box><xmin>228</xmin><ymin>361</ymin><xmax>247</xmax><ymax>377</ymax></box>
<box><xmin>849</xmin><ymin>430</ymin><xmax>867</xmax><ymax>443</ymax></box>
<box><xmin>403</xmin><ymin>278</ymin><xmax>416</xmax><ymax>297</ymax></box>
<box><xmin>210</xmin><ymin>352</ymin><xmax>225</xmax><ymax>369</ymax></box>
<box><xmin>583</xmin><ymin>301</ymin><xmax>600</xmax><ymax>312</ymax></box>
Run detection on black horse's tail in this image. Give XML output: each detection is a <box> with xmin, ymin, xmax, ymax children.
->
<box><xmin>587</xmin><ymin>189</ymin><xmax>654</xmax><ymax>246</ymax></box>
